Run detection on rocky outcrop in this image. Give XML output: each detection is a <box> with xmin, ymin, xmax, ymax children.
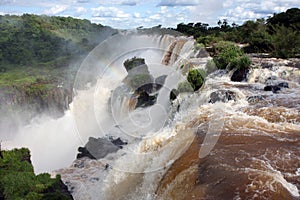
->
<box><xmin>231</xmin><ymin>68</ymin><xmax>249</xmax><ymax>82</ymax></box>
<box><xmin>209</xmin><ymin>90</ymin><xmax>237</xmax><ymax>103</ymax></box>
<box><xmin>77</xmin><ymin>137</ymin><xmax>127</xmax><ymax>160</ymax></box>
<box><xmin>121</xmin><ymin>57</ymin><xmax>168</xmax><ymax>109</ymax></box>
<box><xmin>264</xmin><ymin>76</ymin><xmax>289</xmax><ymax>93</ymax></box>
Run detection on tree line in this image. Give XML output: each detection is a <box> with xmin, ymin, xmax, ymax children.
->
<box><xmin>174</xmin><ymin>8</ymin><xmax>300</xmax><ymax>58</ymax></box>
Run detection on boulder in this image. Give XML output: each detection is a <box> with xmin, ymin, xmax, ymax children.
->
<box><xmin>109</xmin><ymin>137</ymin><xmax>128</xmax><ymax>149</ymax></box>
<box><xmin>278</xmin><ymin>82</ymin><xmax>289</xmax><ymax>88</ymax></box>
<box><xmin>77</xmin><ymin>137</ymin><xmax>122</xmax><ymax>160</ymax></box>
<box><xmin>209</xmin><ymin>90</ymin><xmax>237</xmax><ymax>103</ymax></box>
<box><xmin>135</xmin><ymin>91</ymin><xmax>157</xmax><ymax>108</ymax></box>
<box><xmin>231</xmin><ymin>68</ymin><xmax>249</xmax><ymax>82</ymax></box>
<box><xmin>247</xmin><ymin>95</ymin><xmax>265</xmax><ymax>104</ymax></box>
<box><xmin>264</xmin><ymin>85</ymin><xmax>281</xmax><ymax>93</ymax></box>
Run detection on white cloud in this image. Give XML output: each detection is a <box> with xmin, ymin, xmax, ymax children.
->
<box><xmin>133</xmin><ymin>12</ymin><xmax>140</xmax><ymax>18</ymax></box>
<box><xmin>157</xmin><ymin>0</ymin><xmax>199</xmax><ymax>7</ymax></box>
<box><xmin>74</xmin><ymin>6</ymin><xmax>87</xmax><ymax>16</ymax></box>
<box><xmin>0</xmin><ymin>0</ymin><xmax>15</xmax><ymax>5</ymax></box>
<box><xmin>44</xmin><ymin>5</ymin><xmax>69</xmax><ymax>15</ymax></box>
<box><xmin>97</xmin><ymin>0</ymin><xmax>139</xmax><ymax>6</ymax></box>
<box><xmin>92</xmin><ymin>6</ymin><xmax>131</xmax><ymax>20</ymax></box>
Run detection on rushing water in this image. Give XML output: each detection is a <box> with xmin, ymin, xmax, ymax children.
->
<box><xmin>2</xmin><ymin>32</ymin><xmax>300</xmax><ymax>199</ymax></box>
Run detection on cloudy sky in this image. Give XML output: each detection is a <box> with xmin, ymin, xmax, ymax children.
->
<box><xmin>0</xmin><ymin>0</ymin><xmax>299</xmax><ymax>29</ymax></box>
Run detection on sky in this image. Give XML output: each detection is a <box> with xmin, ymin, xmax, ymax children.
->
<box><xmin>0</xmin><ymin>0</ymin><xmax>299</xmax><ymax>29</ymax></box>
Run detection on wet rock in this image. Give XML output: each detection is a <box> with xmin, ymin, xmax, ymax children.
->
<box><xmin>77</xmin><ymin>137</ymin><xmax>121</xmax><ymax>160</ymax></box>
<box><xmin>278</xmin><ymin>82</ymin><xmax>289</xmax><ymax>88</ymax></box>
<box><xmin>231</xmin><ymin>68</ymin><xmax>249</xmax><ymax>82</ymax></box>
<box><xmin>264</xmin><ymin>85</ymin><xmax>281</xmax><ymax>93</ymax></box>
<box><xmin>109</xmin><ymin>137</ymin><xmax>128</xmax><ymax>149</ymax></box>
<box><xmin>261</xmin><ymin>62</ymin><xmax>273</xmax><ymax>69</ymax></box>
<box><xmin>135</xmin><ymin>91</ymin><xmax>157</xmax><ymax>108</ymax></box>
<box><xmin>209</xmin><ymin>90</ymin><xmax>237</xmax><ymax>103</ymax></box>
<box><xmin>77</xmin><ymin>147</ymin><xmax>96</xmax><ymax>159</ymax></box>
<box><xmin>170</xmin><ymin>89</ymin><xmax>179</xmax><ymax>101</ymax></box>
<box><xmin>247</xmin><ymin>95</ymin><xmax>265</xmax><ymax>104</ymax></box>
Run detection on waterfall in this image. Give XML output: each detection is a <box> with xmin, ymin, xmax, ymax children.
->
<box><xmin>2</xmin><ymin>32</ymin><xmax>300</xmax><ymax>200</ymax></box>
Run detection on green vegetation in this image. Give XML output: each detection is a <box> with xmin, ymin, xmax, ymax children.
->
<box><xmin>187</xmin><ymin>68</ymin><xmax>206</xmax><ymax>91</ymax></box>
<box><xmin>213</xmin><ymin>41</ymin><xmax>251</xmax><ymax>70</ymax></box>
<box><xmin>0</xmin><ymin>148</ymin><xmax>72</xmax><ymax>199</ymax></box>
<box><xmin>0</xmin><ymin>14</ymin><xmax>113</xmax><ymax>66</ymax></box>
<box><xmin>0</xmin><ymin>14</ymin><xmax>115</xmax><ymax>117</ymax></box>
<box><xmin>175</xmin><ymin>8</ymin><xmax>300</xmax><ymax>59</ymax></box>
<box><xmin>123</xmin><ymin>57</ymin><xmax>146</xmax><ymax>71</ymax></box>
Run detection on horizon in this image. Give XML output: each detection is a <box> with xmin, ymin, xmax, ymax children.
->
<box><xmin>1</xmin><ymin>0</ymin><xmax>299</xmax><ymax>29</ymax></box>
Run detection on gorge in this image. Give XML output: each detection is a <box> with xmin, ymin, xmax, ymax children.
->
<box><xmin>1</xmin><ymin>31</ymin><xmax>300</xmax><ymax>200</ymax></box>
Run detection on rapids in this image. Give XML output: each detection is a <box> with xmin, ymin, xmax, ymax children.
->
<box><xmin>2</xmin><ymin>32</ymin><xmax>300</xmax><ymax>199</ymax></box>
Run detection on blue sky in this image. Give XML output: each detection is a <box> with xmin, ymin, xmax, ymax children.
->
<box><xmin>0</xmin><ymin>0</ymin><xmax>299</xmax><ymax>29</ymax></box>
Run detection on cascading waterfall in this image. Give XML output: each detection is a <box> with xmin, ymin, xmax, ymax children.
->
<box><xmin>2</xmin><ymin>32</ymin><xmax>300</xmax><ymax>200</ymax></box>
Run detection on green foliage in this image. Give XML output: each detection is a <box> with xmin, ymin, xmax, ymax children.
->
<box><xmin>0</xmin><ymin>148</ymin><xmax>72</xmax><ymax>200</ymax></box>
<box><xmin>123</xmin><ymin>57</ymin><xmax>145</xmax><ymax>71</ymax></box>
<box><xmin>213</xmin><ymin>41</ymin><xmax>251</xmax><ymax>70</ymax></box>
<box><xmin>196</xmin><ymin>35</ymin><xmax>222</xmax><ymax>47</ymax></box>
<box><xmin>0</xmin><ymin>14</ymin><xmax>111</xmax><ymax>66</ymax></box>
<box><xmin>176</xmin><ymin>8</ymin><xmax>300</xmax><ymax>58</ymax></box>
<box><xmin>270</xmin><ymin>25</ymin><xmax>300</xmax><ymax>58</ymax></box>
<box><xmin>187</xmin><ymin>68</ymin><xmax>206</xmax><ymax>91</ymax></box>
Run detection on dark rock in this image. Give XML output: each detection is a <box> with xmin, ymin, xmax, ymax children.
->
<box><xmin>77</xmin><ymin>137</ymin><xmax>121</xmax><ymax>160</ymax></box>
<box><xmin>77</xmin><ymin>147</ymin><xmax>96</xmax><ymax>159</ymax></box>
<box><xmin>135</xmin><ymin>91</ymin><xmax>157</xmax><ymax>108</ymax></box>
<box><xmin>124</xmin><ymin>57</ymin><xmax>146</xmax><ymax>72</ymax></box>
<box><xmin>231</xmin><ymin>68</ymin><xmax>249</xmax><ymax>82</ymax></box>
<box><xmin>209</xmin><ymin>90</ymin><xmax>237</xmax><ymax>103</ymax></box>
<box><xmin>278</xmin><ymin>82</ymin><xmax>289</xmax><ymax>88</ymax></box>
<box><xmin>261</xmin><ymin>62</ymin><xmax>273</xmax><ymax>69</ymax></box>
<box><xmin>170</xmin><ymin>89</ymin><xmax>178</xmax><ymax>101</ymax></box>
<box><xmin>264</xmin><ymin>85</ymin><xmax>281</xmax><ymax>93</ymax></box>
<box><xmin>247</xmin><ymin>95</ymin><xmax>265</xmax><ymax>103</ymax></box>
<box><xmin>109</xmin><ymin>137</ymin><xmax>128</xmax><ymax>149</ymax></box>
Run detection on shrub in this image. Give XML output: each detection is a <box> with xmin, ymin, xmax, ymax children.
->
<box><xmin>123</xmin><ymin>57</ymin><xmax>145</xmax><ymax>71</ymax></box>
<box><xmin>270</xmin><ymin>25</ymin><xmax>300</xmax><ymax>58</ymax></box>
<box><xmin>213</xmin><ymin>41</ymin><xmax>251</xmax><ymax>70</ymax></box>
<box><xmin>187</xmin><ymin>68</ymin><xmax>206</xmax><ymax>91</ymax></box>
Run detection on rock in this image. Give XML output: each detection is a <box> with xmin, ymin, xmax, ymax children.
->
<box><xmin>170</xmin><ymin>89</ymin><xmax>178</xmax><ymax>101</ymax></box>
<box><xmin>261</xmin><ymin>62</ymin><xmax>273</xmax><ymax>69</ymax></box>
<box><xmin>209</xmin><ymin>90</ymin><xmax>237</xmax><ymax>103</ymax></box>
<box><xmin>109</xmin><ymin>137</ymin><xmax>128</xmax><ymax>149</ymax></box>
<box><xmin>77</xmin><ymin>147</ymin><xmax>96</xmax><ymax>159</ymax></box>
<box><xmin>247</xmin><ymin>95</ymin><xmax>265</xmax><ymax>103</ymax></box>
<box><xmin>77</xmin><ymin>137</ymin><xmax>121</xmax><ymax>160</ymax></box>
<box><xmin>196</xmin><ymin>48</ymin><xmax>210</xmax><ymax>58</ymax></box>
<box><xmin>264</xmin><ymin>85</ymin><xmax>281</xmax><ymax>93</ymax></box>
<box><xmin>123</xmin><ymin>57</ymin><xmax>146</xmax><ymax>72</ymax></box>
<box><xmin>278</xmin><ymin>82</ymin><xmax>289</xmax><ymax>88</ymax></box>
<box><xmin>231</xmin><ymin>68</ymin><xmax>249</xmax><ymax>82</ymax></box>
<box><xmin>135</xmin><ymin>91</ymin><xmax>157</xmax><ymax>108</ymax></box>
